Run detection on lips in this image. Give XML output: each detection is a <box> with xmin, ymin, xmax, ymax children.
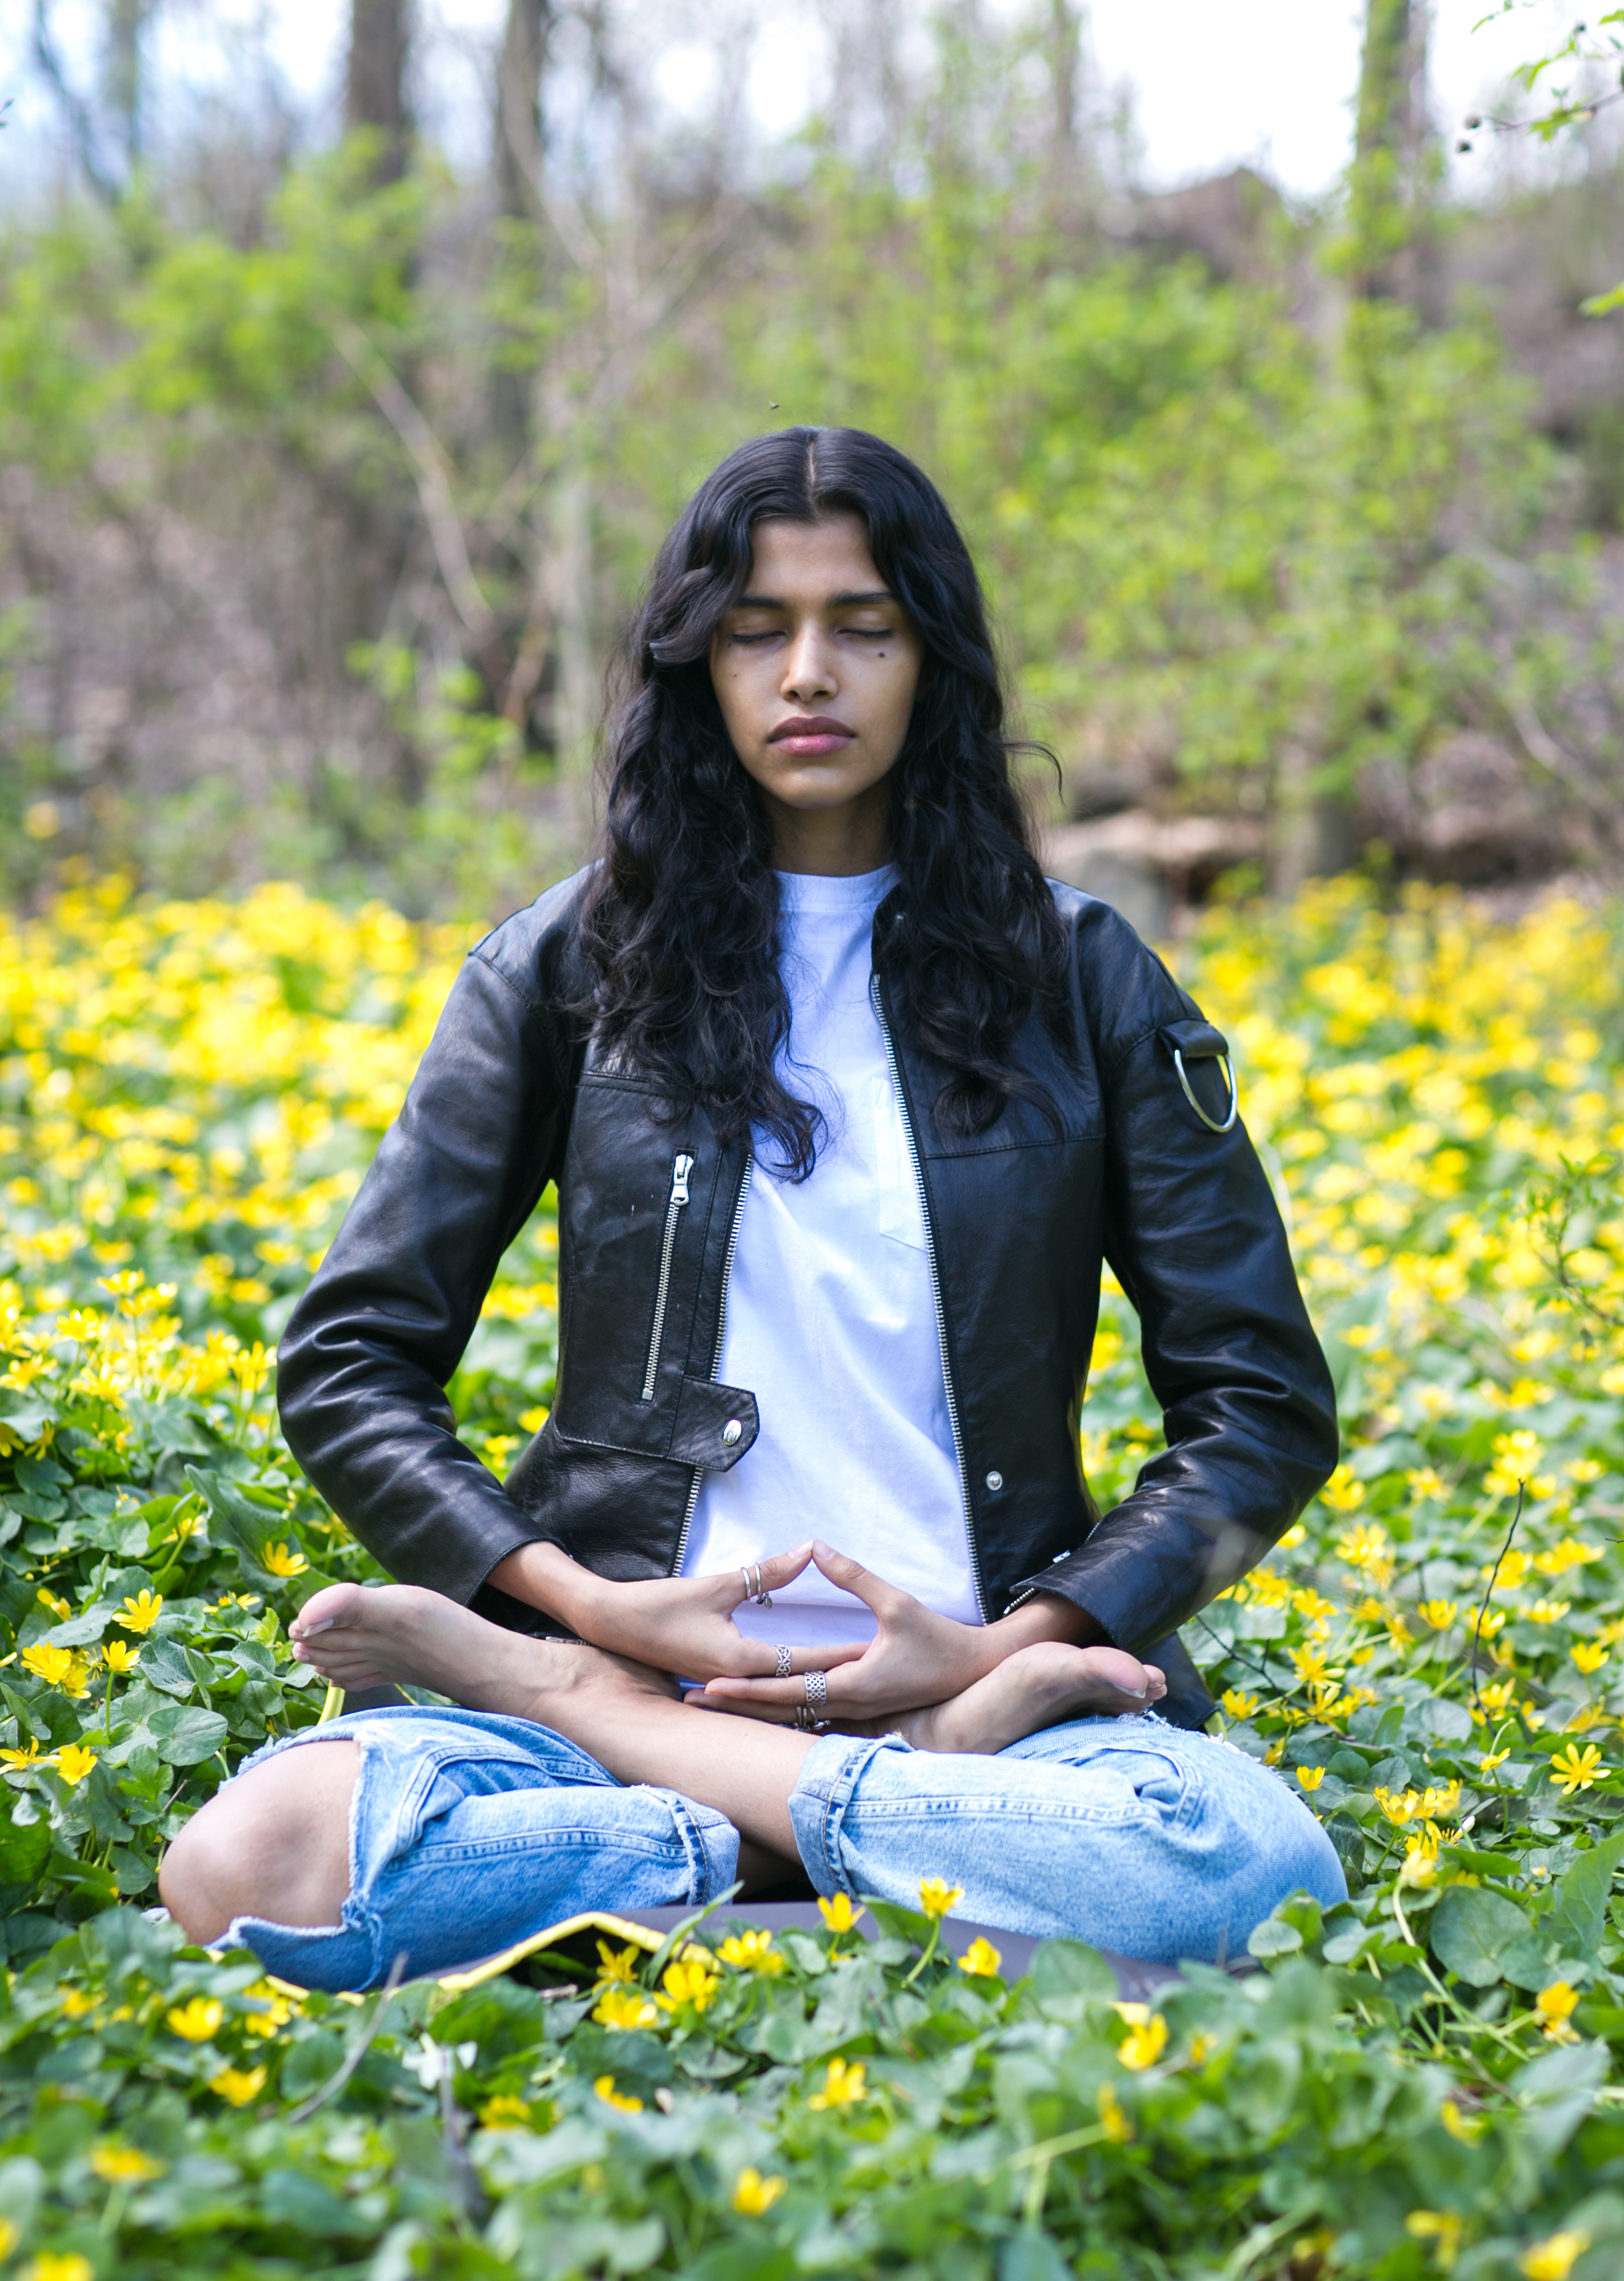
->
<box><xmin>768</xmin><ymin>715</ymin><xmax>856</xmax><ymax>756</ymax></box>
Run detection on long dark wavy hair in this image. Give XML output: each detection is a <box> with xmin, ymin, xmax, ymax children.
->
<box><xmin>578</xmin><ymin>426</ymin><xmax>1067</xmax><ymax>1176</ymax></box>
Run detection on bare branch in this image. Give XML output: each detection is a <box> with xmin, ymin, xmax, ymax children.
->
<box><xmin>327</xmin><ymin>316</ymin><xmax>501</xmax><ymax>653</ymax></box>
<box><xmin>32</xmin><ymin>0</ymin><xmax>121</xmax><ymax>205</ymax></box>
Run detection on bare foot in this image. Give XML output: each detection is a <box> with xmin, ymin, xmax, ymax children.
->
<box><xmin>869</xmin><ymin>1641</ymin><xmax>1165</xmax><ymax>1755</ymax></box>
<box><xmin>289</xmin><ymin>1582</ymin><xmax>678</xmax><ymax>1722</ymax></box>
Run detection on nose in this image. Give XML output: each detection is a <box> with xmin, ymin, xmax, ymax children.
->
<box><xmin>781</xmin><ymin>625</ymin><xmax>837</xmax><ymax>706</ymax></box>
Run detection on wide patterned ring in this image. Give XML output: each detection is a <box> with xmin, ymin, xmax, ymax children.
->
<box><xmin>804</xmin><ymin>1669</ymin><xmax>828</xmax><ymax>1709</ymax></box>
<box><xmin>775</xmin><ymin>1645</ymin><xmax>793</xmax><ymax>1678</ymax></box>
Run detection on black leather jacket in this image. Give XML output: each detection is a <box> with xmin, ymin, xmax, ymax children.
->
<box><xmin>277</xmin><ymin>870</ymin><xmax>1337</xmax><ymax>1725</ymax></box>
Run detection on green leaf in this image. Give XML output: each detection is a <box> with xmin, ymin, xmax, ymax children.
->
<box><xmin>1511</xmin><ymin>2037</ymin><xmax>1609</xmax><ymax>2157</ymax></box>
<box><xmin>0</xmin><ymin>1790</ymin><xmax>50</xmax><ymax>1888</ymax></box>
<box><xmin>1550</xmin><ymin>1829</ymin><xmax>1624</xmax><ymax>1955</ymax></box>
<box><xmin>1027</xmin><ymin>1939</ymin><xmax>1120</xmax><ymax>2007</ymax></box>
<box><xmin>1247</xmin><ymin>1917</ymin><xmax>1304</xmax><ymax>1960</ymax></box>
<box><xmin>1430</xmin><ymin>1885</ymin><xmax>1531</xmax><ymax>1987</ymax></box>
<box><xmin>185</xmin><ymin>1464</ymin><xmax>335</xmax><ymax>1594</ymax></box>
<box><xmin>143</xmin><ymin>1704</ymin><xmax>229</xmax><ymax>1767</ymax></box>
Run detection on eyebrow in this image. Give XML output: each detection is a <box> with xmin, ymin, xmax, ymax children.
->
<box><xmin>733</xmin><ymin>588</ymin><xmax>896</xmax><ymax>610</ymax></box>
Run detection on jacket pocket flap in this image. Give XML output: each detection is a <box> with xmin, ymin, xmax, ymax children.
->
<box><xmin>1160</xmin><ymin>1018</ymin><xmax>1230</xmax><ymax>1061</ymax></box>
<box><xmin>669</xmin><ymin>1378</ymin><xmax>758</xmax><ymax>1471</ymax></box>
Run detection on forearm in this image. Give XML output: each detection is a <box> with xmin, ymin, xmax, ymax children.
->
<box><xmin>485</xmin><ymin>1539</ymin><xmax>610</xmax><ymax>1637</ymax></box>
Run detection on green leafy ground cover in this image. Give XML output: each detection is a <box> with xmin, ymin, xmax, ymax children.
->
<box><xmin>0</xmin><ymin>875</ymin><xmax>1620</xmax><ymax>2278</ymax></box>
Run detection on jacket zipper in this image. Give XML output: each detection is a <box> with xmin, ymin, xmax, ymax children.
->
<box><xmin>669</xmin><ymin>1155</ymin><xmax>754</xmax><ymax>1573</ymax></box>
<box><xmin>869</xmin><ymin>973</ymin><xmax>989</xmax><ymax>1622</ymax></box>
<box><xmin>640</xmin><ymin>1152</ymin><xmax>696</xmax><ymax>1402</ymax></box>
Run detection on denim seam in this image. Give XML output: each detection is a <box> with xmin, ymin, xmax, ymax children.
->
<box><xmin>658</xmin><ymin>1786</ymin><xmax>733</xmax><ymax>1902</ymax></box>
<box><xmin>797</xmin><ymin>1733</ymin><xmax>908</xmax><ymax>1895</ymax></box>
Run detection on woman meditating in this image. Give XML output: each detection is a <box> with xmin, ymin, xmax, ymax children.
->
<box><xmin>160</xmin><ymin>427</ymin><xmax>1345</xmax><ymax>1986</ymax></box>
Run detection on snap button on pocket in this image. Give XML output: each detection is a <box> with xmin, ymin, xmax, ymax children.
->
<box><xmin>721</xmin><ymin>1418</ymin><xmax>744</xmax><ymax>1447</ymax></box>
<box><xmin>985</xmin><ymin>1470</ymin><xmax>1003</xmax><ymax>1493</ymax></box>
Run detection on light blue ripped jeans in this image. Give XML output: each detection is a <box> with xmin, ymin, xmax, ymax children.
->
<box><xmin>227</xmin><ymin>1706</ymin><xmax>1345</xmax><ymax>1992</ymax></box>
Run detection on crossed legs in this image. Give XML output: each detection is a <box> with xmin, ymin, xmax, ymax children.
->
<box><xmin>160</xmin><ymin>1581</ymin><xmax>1165</xmax><ymax>1945</ymax></box>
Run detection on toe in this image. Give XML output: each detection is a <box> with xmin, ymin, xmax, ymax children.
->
<box><xmin>290</xmin><ymin>1582</ymin><xmax>367</xmax><ymax>1640</ymax></box>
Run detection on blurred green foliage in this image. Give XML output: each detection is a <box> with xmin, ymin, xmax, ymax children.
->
<box><xmin>0</xmin><ymin>58</ymin><xmax>1582</xmax><ymax>917</ymax></box>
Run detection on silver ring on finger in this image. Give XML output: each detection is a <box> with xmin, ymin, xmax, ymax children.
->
<box><xmin>775</xmin><ymin>1644</ymin><xmax>793</xmax><ymax>1678</ymax></box>
<box><xmin>804</xmin><ymin>1669</ymin><xmax>827</xmax><ymax>1710</ymax></box>
<box><xmin>794</xmin><ymin>1705</ymin><xmax>830</xmax><ymax>1733</ymax></box>
<box><xmin>751</xmin><ymin>1562</ymin><xmax>772</xmax><ymax>1608</ymax></box>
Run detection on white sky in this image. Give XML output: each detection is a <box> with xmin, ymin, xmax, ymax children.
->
<box><xmin>0</xmin><ymin>1</ymin><xmax>1594</xmax><ymax>201</ymax></box>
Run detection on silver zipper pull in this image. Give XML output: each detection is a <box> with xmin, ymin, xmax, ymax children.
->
<box><xmin>641</xmin><ymin>1154</ymin><xmax>699</xmax><ymax>1403</ymax></box>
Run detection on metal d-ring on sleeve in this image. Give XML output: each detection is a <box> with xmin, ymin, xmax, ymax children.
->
<box><xmin>1172</xmin><ymin>1046</ymin><xmax>1239</xmax><ymax>1135</ymax></box>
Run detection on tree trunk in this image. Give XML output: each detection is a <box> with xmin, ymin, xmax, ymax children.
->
<box><xmin>106</xmin><ymin>0</ymin><xmax>151</xmax><ymax>171</ymax></box>
<box><xmin>1351</xmin><ymin>0</ymin><xmax>1430</xmax><ymax>306</ymax></box>
<box><xmin>346</xmin><ymin>0</ymin><xmax>412</xmax><ymax>181</ymax></box>
<box><xmin>496</xmin><ymin>0</ymin><xmax>550</xmax><ymax>225</ymax></box>
<box><xmin>491</xmin><ymin>0</ymin><xmax>552</xmax><ymax>452</ymax></box>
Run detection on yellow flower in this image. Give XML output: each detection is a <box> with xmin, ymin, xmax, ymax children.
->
<box><xmin>478</xmin><ymin>2094</ymin><xmax>532</xmax><ymax>2128</ymax></box>
<box><xmin>1535</xmin><ymin>1983</ymin><xmax>1581</xmax><ymax>2041</ymax></box>
<box><xmin>260</xmin><ymin>1541</ymin><xmax>309</xmax><ymax>1578</ymax></box>
<box><xmin>1479</xmin><ymin>1678</ymin><xmax>1517</xmax><ymax>1715</ymax></box>
<box><xmin>1520</xmin><ymin>2232</ymin><xmax>1592</xmax><ymax>2281</ymax></box>
<box><xmin>1417</xmin><ymin>1599</ymin><xmax>1458</xmax><ymax>1631</ymax></box>
<box><xmin>119</xmin><ymin>1589</ymin><xmax>163</xmax><ymax>1633</ymax></box>
<box><xmin>594</xmin><ymin>1940</ymin><xmax>641</xmax><ymax>1984</ymax></box>
<box><xmin>1220</xmin><ymin>1688</ymin><xmax>1260</xmax><ymax>1720</ymax></box>
<box><xmin>166</xmin><ymin>1995</ymin><xmax>225</xmax><ymax>2043</ymax></box>
<box><xmin>1096</xmin><ymin>2082</ymin><xmax>1132</xmax><ymax>2144</ymax></box>
<box><xmin>35</xmin><ymin>1588</ymin><xmax>71</xmax><ymax>1620</ymax></box>
<box><xmin>1320</xmin><ymin>1465</ymin><xmax>1365</xmax><ymax>1512</ymax></box>
<box><xmin>1289</xmin><ymin>1645</ymin><xmax>1334</xmax><ymax>1685</ymax></box>
<box><xmin>21</xmin><ymin>1643</ymin><xmax>75</xmax><ymax>1688</ymax></box>
<box><xmin>241</xmin><ymin>1981</ymin><xmax>295</xmax><ymax>2035</ymax></box>
<box><xmin>0</xmin><ymin>1739</ymin><xmax>43</xmax><ymax>1770</ymax></box>
<box><xmin>731</xmin><ymin>2167</ymin><xmax>787</xmax><ymax>2215</ymax></box>
<box><xmin>59</xmin><ymin>1988</ymin><xmax>97</xmax><ymax>2019</ymax></box>
<box><xmin>917</xmin><ymin>1877</ymin><xmax>964</xmax><ymax>1920</ymax></box>
<box><xmin>718</xmin><ymin>1928</ymin><xmax>785</xmax><ymax>1975</ymax></box>
<box><xmin>594</xmin><ymin>2075</ymin><xmax>643</xmax><ymax>2113</ymax></box>
<box><xmin>1406</xmin><ymin>2209</ymin><xmax>1464</xmax><ymax>2269</ymax></box>
<box><xmin>1570</xmin><ymin>1642</ymin><xmax>1609</xmax><ymax>1676</ymax></box>
<box><xmin>54</xmin><ymin>1743</ymin><xmax>98</xmax><ymax>1786</ymax></box>
<box><xmin>100</xmin><ymin>1639</ymin><xmax>140</xmax><ymax>1674</ymax></box>
<box><xmin>816</xmin><ymin>1893</ymin><xmax>864</xmax><ymax>1934</ymax></box>
<box><xmin>1113</xmin><ymin>2003</ymin><xmax>1168</xmax><ymax>2071</ymax></box>
<box><xmin>1526</xmin><ymin>1600</ymin><xmax>1572</xmax><ymax>1626</ymax></box>
<box><xmin>1296</xmin><ymin>1766</ymin><xmax>1325</xmax><ymax>1792</ymax></box>
<box><xmin>1549</xmin><ymin>1743</ymin><xmax>1607</xmax><ymax>1796</ymax></box>
<box><xmin>807</xmin><ymin>2056</ymin><xmax>867</xmax><ymax>2110</ymax></box>
<box><xmin>1401</xmin><ymin>1829</ymin><xmax>1442</xmax><ymax>1888</ymax></box>
<box><xmin>90</xmin><ymin>2143</ymin><xmax>165</xmax><ymax>2183</ymax></box>
<box><xmin>592</xmin><ymin>1985</ymin><xmax>659</xmax><ymax>2031</ymax></box>
<box><xmin>1439</xmin><ymin>2098</ymin><xmax>1482</xmax><ymax>2143</ymax></box>
<box><xmin>656</xmin><ymin>1956</ymin><xmax>719</xmax><ymax>2015</ymax></box>
<box><xmin>957</xmin><ymin>1936</ymin><xmax>1003</xmax><ymax>1978</ymax></box>
<box><xmin>1478</xmin><ymin>1750</ymin><xmax>1511</xmax><ymax>1775</ymax></box>
<box><xmin>1186</xmin><ymin>2031</ymin><xmax>1217</xmax><ymax>2066</ymax></box>
<box><xmin>25</xmin><ymin>2256</ymin><xmax>95</xmax><ymax>2281</ymax></box>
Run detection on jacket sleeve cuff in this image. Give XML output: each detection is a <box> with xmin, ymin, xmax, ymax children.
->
<box><xmin>1011</xmin><ymin>1500</ymin><xmax>1260</xmax><ymax>1661</ymax></box>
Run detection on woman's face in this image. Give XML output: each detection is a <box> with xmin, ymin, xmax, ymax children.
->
<box><xmin>709</xmin><ymin>513</ymin><xmax>923</xmax><ymax>871</ymax></box>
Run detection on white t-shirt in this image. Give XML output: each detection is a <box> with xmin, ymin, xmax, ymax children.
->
<box><xmin>679</xmin><ymin>865</ymin><xmax>981</xmax><ymax>1647</ymax></box>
